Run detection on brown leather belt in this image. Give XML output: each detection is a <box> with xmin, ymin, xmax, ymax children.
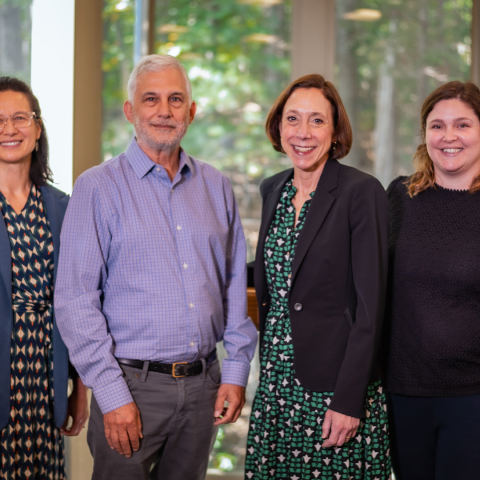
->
<box><xmin>116</xmin><ymin>350</ymin><xmax>216</xmax><ymax>378</ymax></box>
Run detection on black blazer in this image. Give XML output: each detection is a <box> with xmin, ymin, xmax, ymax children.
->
<box><xmin>254</xmin><ymin>159</ymin><xmax>389</xmax><ymax>418</ymax></box>
<box><xmin>0</xmin><ymin>185</ymin><xmax>71</xmax><ymax>429</ymax></box>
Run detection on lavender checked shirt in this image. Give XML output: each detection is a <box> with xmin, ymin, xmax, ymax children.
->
<box><xmin>55</xmin><ymin>138</ymin><xmax>257</xmax><ymax>414</ymax></box>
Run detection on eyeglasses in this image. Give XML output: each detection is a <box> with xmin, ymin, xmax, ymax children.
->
<box><xmin>0</xmin><ymin>112</ymin><xmax>36</xmax><ymax>131</ymax></box>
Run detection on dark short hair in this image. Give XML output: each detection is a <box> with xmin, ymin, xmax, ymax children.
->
<box><xmin>0</xmin><ymin>77</ymin><xmax>52</xmax><ymax>186</ymax></box>
<box><xmin>265</xmin><ymin>74</ymin><xmax>352</xmax><ymax>161</ymax></box>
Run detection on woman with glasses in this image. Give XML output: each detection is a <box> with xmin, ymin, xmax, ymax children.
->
<box><xmin>0</xmin><ymin>77</ymin><xmax>88</xmax><ymax>479</ymax></box>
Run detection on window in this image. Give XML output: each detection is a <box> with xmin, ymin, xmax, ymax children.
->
<box><xmin>335</xmin><ymin>0</ymin><xmax>472</xmax><ymax>186</ymax></box>
<box><xmin>154</xmin><ymin>1</ymin><xmax>292</xmax><ymax>264</ymax></box>
<box><xmin>0</xmin><ymin>0</ymin><xmax>32</xmax><ymax>81</ymax></box>
<box><xmin>100</xmin><ymin>4</ymin><xmax>292</xmax><ymax>472</ymax></box>
<box><xmin>152</xmin><ymin>3</ymin><xmax>291</xmax><ymax>475</ymax></box>
<box><xmin>101</xmin><ymin>0</ymin><xmax>292</xmax><ymax>263</ymax></box>
<box><xmin>102</xmin><ymin>0</ymin><xmax>136</xmax><ymax>163</ymax></box>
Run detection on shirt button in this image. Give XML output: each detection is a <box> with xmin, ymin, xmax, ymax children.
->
<box><xmin>155</xmin><ymin>167</ymin><xmax>161</xmax><ymax>172</ymax></box>
<box><xmin>294</xmin><ymin>303</ymin><xmax>303</xmax><ymax>311</ymax></box>
<box><xmin>189</xmin><ymin>302</ymin><xmax>194</xmax><ymax>308</ymax></box>
<box><xmin>190</xmin><ymin>342</ymin><xmax>195</xmax><ymax>347</ymax></box>
<box><xmin>177</xmin><ymin>225</ymin><xmax>182</xmax><ymax>230</ymax></box>
<box><xmin>183</xmin><ymin>263</ymin><xmax>188</xmax><ymax>269</ymax></box>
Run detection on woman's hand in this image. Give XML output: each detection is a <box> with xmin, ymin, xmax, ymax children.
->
<box><xmin>60</xmin><ymin>377</ymin><xmax>89</xmax><ymax>436</ymax></box>
<box><xmin>321</xmin><ymin>408</ymin><xmax>360</xmax><ymax>448</ymax></box>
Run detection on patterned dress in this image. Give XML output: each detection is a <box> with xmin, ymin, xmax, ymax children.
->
<box><xmin>245</xmin><ymin>180</ymin><xmax>391</xmax><ymax>480</ymax></box>
<box><xmin>0</xmin><ymin>185</ymin><xmax>65</xmax><ymax>479</ymax></box>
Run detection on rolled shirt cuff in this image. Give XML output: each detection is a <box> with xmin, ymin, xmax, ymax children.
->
<box><xmin>220</xmin><ymin>359</ymin><xmax>251</xmax><ymax>388</ymax></box>
<box><xmin>93</xmin><ymin>377</ymin><xmax>134</xmax><ymax>414</ymax></box>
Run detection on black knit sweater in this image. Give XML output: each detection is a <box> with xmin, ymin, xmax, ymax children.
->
<box><xmin>385</xmin><ymin>176</ymin><xmax>480</xmax><ymax>397</ymax></box>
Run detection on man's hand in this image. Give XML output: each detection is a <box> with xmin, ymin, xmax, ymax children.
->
<box><xmin>322</xmin><ymin>408</ymin><xmax>360</xmax><ymax>448</ymax></box>
<box><xmin>60</xmin><ymin>377</ymin><xmax>89</xmax><ymax>436</ymax></box>
<box><xmin>213</xmin><ymin>384</ymin><xmax>245</xmax><ymax>425</ymax></box>
<box><xmin>103</xmin><ymin>402</ymin><xmax>143</xmax><ymax>457</ymax></box>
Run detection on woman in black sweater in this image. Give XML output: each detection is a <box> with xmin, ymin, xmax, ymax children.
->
<box><xmin>385</xmin><ymin>81</ymin><xmax>480</xmax><ymax>480</ymax></box>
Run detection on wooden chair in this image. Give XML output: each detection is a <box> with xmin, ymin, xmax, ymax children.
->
<box><xmin>247</xmin><ymin>287</ymin><xmax>259</xmax><ymax>329</ymax></box>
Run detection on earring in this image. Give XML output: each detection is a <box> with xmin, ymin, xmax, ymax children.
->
<box><xmin>35</xmin><ymin>141</ymin><xmax>39</xmax><ymax>152</ymax></box>
<box><xmin>332</xmin><ymin>141</ymin><xmax>337</xmax><ymax>151</ymax></box>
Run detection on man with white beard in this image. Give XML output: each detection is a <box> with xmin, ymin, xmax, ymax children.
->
<box><xmin>55</xmin><ymin>55</ymin><xmax>257</xmax><ymax>480</ymax></box>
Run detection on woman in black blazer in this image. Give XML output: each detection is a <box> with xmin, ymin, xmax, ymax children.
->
<box><xmin>0</xmin><ymin>77</ymin><xmax>88</xmax><ymax>479</ymax></box>
<box><xmin>244</xmin><ymin>74</ymin><xmax>390</xmax><ymax>480</ymax></box>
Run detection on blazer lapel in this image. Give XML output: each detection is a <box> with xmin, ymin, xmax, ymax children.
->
<box><xmin>291</xmin><ymin>160</ymin><xmax>340</xmax><ymax>282</ymax></box>
<box><xmin>40</xmin><ymin>187</ymin><xmax>61</xmax><ymax>282</ymax></box>
<box><xmin>0</xmin><ymin>216</ymin><xmax>11</xmax><ymax>306</ymax></box>
<box><xmin>255</xmin><ymin>169</ymin><xmax>293</xmax><ymax>299</ymax></box>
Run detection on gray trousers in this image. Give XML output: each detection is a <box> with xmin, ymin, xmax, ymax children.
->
<box><xmin>87</xmin><ymin>359</ymin><xmax>221</xmax><ymax>480</ymax></box>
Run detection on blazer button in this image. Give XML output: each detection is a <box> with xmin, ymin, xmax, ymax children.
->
<box><xmin>294</xmin><ymin>303</ymin><xmax>302</xmax><ymax>311</ymax></box>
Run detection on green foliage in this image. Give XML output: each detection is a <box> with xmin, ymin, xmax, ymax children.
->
<box><xmin>97</xmin><ymin>0</ymin><xmax>474</xmax><ymax>473</ymax></box>
<box><xmin>0</xmin><ymin>0</ymin><xmax>31</xmax><ymax>8</ymax></box>
<box><xmin>211</xmin><ymin>452</ymin><xmax>237</xmax><ymax>471</ymax></box>
<box><xmin>213</xmin><ymin>425</ymin><xmax>225</xmax><ymax>449</ymax></box>
<box><xmin>0</xmin><ymin>0</ymin><xmax>32</xmax><ymax>82</ymax></box>
<box><xmin>153</xmin><ymin>0</ymin><xmax>292</xmax><ymax>192</ymax></box>
<box><xmin>336</xmin><ymin>0</ymin><xmax>472</xmax><ymax>176</ymax></box>
<box><xmin>101</xmin><ymin>0</ymin><xmax>292</xmax><ymax>224</ymax></box>
<box><xmin>101</xmin><ymin>0</ymin><xmax>136</xmax><ymax>161</ymax></box>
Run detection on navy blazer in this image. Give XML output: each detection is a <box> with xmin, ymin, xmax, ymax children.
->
<box><xmin>254</xmin><ymin>160</ymin><xmax>389</xmax><ymax>418</ymax></box>
<box><xmin>0</xmin><ymin>184</ymin><xmax>70</xmax><ymax>429</ymax></box>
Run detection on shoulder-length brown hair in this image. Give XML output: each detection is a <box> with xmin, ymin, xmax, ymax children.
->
<box><xmin>406</xmin><ymin>81</ymin><xmax>480</xmax><ymax>196</ymax></box>
<box><xmin>265</xmin><ymin>74</ymin><xmax>352</xmax><ymax>161</ymax></box>
<box><xmin>0</xmin><ymin>76</ymin><xmax>52</xmax><ymax>186</ymax></box>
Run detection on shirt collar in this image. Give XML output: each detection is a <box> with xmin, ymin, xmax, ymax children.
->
<box><xmin>125</xmin><ymin>137</ymin><xmax>192</xmax><ymax>179</ymax></box>
<box><xmin>284</xmin><ymin>178</ymin><xmax>316</xmax><ymax>200</ymax></box>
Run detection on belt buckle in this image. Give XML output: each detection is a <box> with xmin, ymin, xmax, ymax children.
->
<box><xmin>172</xmin><ymin>362</ymin><xmax>188</xmax><ymax>378</ymax></box>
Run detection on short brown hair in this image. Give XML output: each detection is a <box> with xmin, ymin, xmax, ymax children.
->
<box><xmin>406</xmin><ymin>81</ymin><xmax>480</xmax><ymax>196</ymax></box>
<box><xmin>265</xmin><ymin>74</ymin><xmax>352</xmax><ymax>161</ymax></box>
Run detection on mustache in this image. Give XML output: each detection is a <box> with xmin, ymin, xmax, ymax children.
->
<box><xmin>149</xmin><ymin>120</ymin><xmax>183</xmax><ymax>128</ymax></box>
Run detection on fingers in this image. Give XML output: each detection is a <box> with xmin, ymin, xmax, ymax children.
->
<box><xmin>118</xmin><ymin>429</ymin><xmax>133</xmax><ymax>457</ymax></box>
<box><xmin>333</xmin><ymin>425</ymin><xmax>355</xmax><ymax>447</ymax></box>
<box><xmin>214</xmin><ymin>384</ymin><xmax>245</xmax><ymax>425</ymax></box>
<box><xmin>213</xmin><ymin>407</ymin><xmax>228</xmax><ymax>426</ymax></box>
<box><xmin>346</xmin><ymin>427</ymin><xmax>358</xmax><ymax>443</ymax></box>
<box><xmin>60</xmin><ymin>416</ymin><xmax>82</xmax><ymax>436</ymax></box>
<box><xmin>137</xmin><ymin>411</ymin><xmax>144</xmax><ymax>440</ymax></box>
<box><xmin>232</xmin><ymin>398</ymin><xmax>245</xmax><ymax>423</ymax></box>
<box><xmin>345</xmin><ymin>419</ymin><xmax>360</xmax><ymax>444</ymax></box>
<box><xmin>214</xmin><ymin>390</ymin><xmax>227</xmax><ymax>421</ymax></box>
<box><xmin>214</xmin><ymin>398</ymin><xmax>242</xmax><ymax>425</ymax></box>
<box><xmin>322</xmin><ymin>409</ymin><xmax>360</xmax><ymax>448</ymax></box>
<box><xmin>322</xmin><ymin>428</ymin><xmax>340</xmax><ymax>448</ymax></box>
<box><xmin>335</xmin><ymin>429</ymin><xmax>349</xmax><ymax>447</ymax></box>
<box><xmin>63</xmin><ymin>413</ymin><xmax>88</xmax><ymax>437</ymax></box>
<box><xmin>60</xmin><ymin>415</ymin><xmax>71</xmax><ymax>436</ymax></box>
<box><xmin>104</xmin><ymin>425</ymin><xmax>114</xmax><ymax>450</ymax></box>
<box><xmin>321</xmin><ymin>410</ymin><xmax>332</xmax><ymax>442</ymax></box>
<box><xmin>126</xmin><ymin>424</ymin><xmax>141</xmax><ymax>453</ymax></box>
<box><xmin>107</xmin><ymin>426</ymin><xmax>133</xmax><ymax>457</ymax></box>
<box><xmin>103</xmin><ymin>402</ymin><xmax>142</xmax><ymax>458</ymax></box>
<box><xmin>111</xmin><ymin>429</ymin><xmax>127</xmax><ymax>456</ymax></box>
<box><xmin>60</xmin><ymin>424</ymin><xmax>76</xmax><ymax>436</ymax></box>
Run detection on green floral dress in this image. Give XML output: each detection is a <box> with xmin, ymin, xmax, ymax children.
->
<box><xmin>0</xmin><ymin>185</ymin><xmax>65</xmax><ymax>480</ymax></box>
<box><xmin>245</xmin><ymin>180</ymin><xmax>391</xmax><ymax>480</ymax></box>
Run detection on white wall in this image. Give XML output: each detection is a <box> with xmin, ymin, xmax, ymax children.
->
<box><xmin>31</xmin><ymin>0</ymin><xmax>75</xmax><ymax>194</ymax></box>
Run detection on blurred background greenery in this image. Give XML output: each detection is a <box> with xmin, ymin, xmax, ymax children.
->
<box><xmin>101</xmin><ymin>0</ymin><xmax>293</xmax><ymax>263</ymax></box>
<box><xmin>0</xmin><ymin>0</ymin><xmax>473</xmax><ymax>476</ymax></box>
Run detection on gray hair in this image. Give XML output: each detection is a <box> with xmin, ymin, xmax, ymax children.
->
<box><xmin>127</xmin><ymin>54</ymin><xmax>192</xmax><ymax>104</ymax></box>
